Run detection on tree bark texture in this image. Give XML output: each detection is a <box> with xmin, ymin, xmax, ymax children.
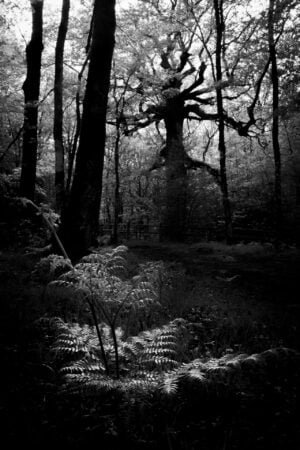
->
<box><xmin>20</xmin><ymin>0</ymin><xmax>44</xmax><ymax>200</ymax></box>
<box><xmin>268</xmin><ymin>0</ymin><xmax>282</xmax><ymax>238</ymax></box>
<box><xmin>214</xmin><ymin>0</ymin><xmax>233</xmax><ymax>243</ymax></box>
<box><xmin>61</xmin><ymin>0</ymin><xmax>116</xmax><ymax>259</ymax></box>
<box><xmin>54</xmin><ymin>0</ymin><xmax>70</xmax><ymax>212</ymax></box>
<box><xmin>161</xmin><ymin>95</ymin><xmax>187</xmax><ymax>241</ymax></box>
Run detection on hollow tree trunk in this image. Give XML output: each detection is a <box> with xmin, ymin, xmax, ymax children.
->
<box><xmin>60</xmin><ymin>0</ymin><xmax>116</xmax><ymax>259</ymax></box>
<box><xmin>54</xmin><ymin>0</ymin><xmax>70</xmax><ymax>212</ymax></box>
<box><xmin>161</xmin><ymin>96</ymin><xmax>187</xmax><ymax>241</ymax></box>
<box><xmin>268</xmin><ymin>0</ymin><xmax>282</xmax><ymax>239</ymax></box>
<box><xmin>214</xmin><ymin>0</ymin><xmax>233</xmax><ymax>243</ymax></box>
<box><xmin>20</xmin><ymin>0</ymin><xmax>44</xmax><ymax>200</ymax></box>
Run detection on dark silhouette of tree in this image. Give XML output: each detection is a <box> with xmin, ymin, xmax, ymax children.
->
<box><xmin>268</xmin><ymin>0</ymin><xmax>282</xmax><ymax>239</ymax></box>
<box><xmin>111</xmin><ymin>68</ymin><xmax>130</xmax><ymax>244</ymax></box>
<box><xmin>54</xmin><ymin>0</ymin><xmax>70</xmax><ymax>212</ymax></box>
<box><xmin>60</xmin><ymin>0</ymin><xmax>116</xmax><ymax>259</ymax></box>
<box><xmin>213</xmin><ymin>0</ymin><xmax>232</xmax><ymax>243</ymax></box>
<box><xmin>20</xmin><ymin>0</ymin><xmax>44</xmax><ymax>200</ymax></box>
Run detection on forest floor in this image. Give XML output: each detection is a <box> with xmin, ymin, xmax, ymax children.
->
<box><xmin>0</xmin><ymin>241</ymin><xmax>299</xmax><ymax>449</ymax></box>
<box><xmin>129</xmin><ymin>240</ymin><xmax>300</xmax><ymax>352</ymax></box>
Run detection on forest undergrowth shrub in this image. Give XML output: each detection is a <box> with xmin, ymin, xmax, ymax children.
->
<box><xmin>0</xmin><ymin>171</ymin><xmax>58</xmax><ymax>249</ymax></box>
<box><xmin>41</xmin><ymin>337</ymin><xmax>299</xmax><ymax>450</ymax></box>
<box><xmin>47</xmin><ymin>316</ymin><xmax>189</xmax><ymax>390</ymax></box>
<box><xmin>35</xmin><ymin>246</ymin><xmax>300</xmax><ymax>449</ymax></box>
<box><xmin>32</xmin><ymin>254</ymin><xmax>73</xmax><ymax>283</ymax></box>
<box><xmin>43</xmin><ymin>246</ymin><xmax>190</xmax><ymax>380</ymax></box>
<box><xmin>42</xmin><ymin>246</ymin><xmax>299</xmax><ymax>379</ymax></box>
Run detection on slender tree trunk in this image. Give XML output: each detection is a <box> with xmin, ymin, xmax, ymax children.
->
<box><xmin>214</xmin><ymin>0</ymin><xmax>233</xmax><ymax>243</ymax></box>
<box><xmin>66</xmin><ymin>54</ymin><xmax>90</xmax><ymax>193</ymax></box>
<box><xmin>112</xmin><ymin>120</ymin><xmax>121</xmax><ymax>244</ymax></box>
<box><xmin>60</xmin><ymin>0</ymin><xmax>116</xmax><ymax>259</ymax></box>
<box><xmin>54</xmin><ymin>0</ymin><xmax>70</xmax><ymax>211</ymax></box>
<box><xmin>103</xmin><ymin>176</ymin><xmax>112</xmax><ymax>231</ymax></box>
<box><xmin>20</xmin><ymin>0</ymin><xmax>44</xmax><ymax>200</ymax></box>
<box><xmin>268</xmin><ymin>0</ymin><xmax>282</xmax><ymax>239</ymax></box>
<box><xmin>161</xmin><ymin>96</ymin><xmax>187</xmax><ymax>241</ymax></box>
<box><xmin>110</xmin><ymin>324</ymin><xmax>120</xmax><ymax>379</ymax></box>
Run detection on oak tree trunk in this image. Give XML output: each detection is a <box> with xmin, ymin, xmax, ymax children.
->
<box><xmin>54</xmin><ymin>0</ymin><xmax>70</xmax><ymax>211</ymax></box>
<box><xmin>60</xmin><ymin>0</ymin><xmax>116</xmax><ymax>259</ymax></box>
<box><xmin>161</xmin><ymin>96</ymin><xmax>187</xmax><ymax>241</ymax></box>
<box><xmin>20</xmin><ymin>0</ymin><xmax>44</xmax><ymax>200</ymax></box>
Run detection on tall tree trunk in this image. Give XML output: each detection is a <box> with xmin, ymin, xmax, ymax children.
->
<box><xmin>54</xmin><ymin>0</ymin><xmax>70</xmax><ymax>212</ymax></box>
<box><xmin>268</xmin><ymin>0</ymin><xmax>282</xmax><ymax>239</ymax></box>
<box><xmin>112</xmin><ymin>120</ymin><xmax>121</xmax><ymax>244</ymax></box>
<box><xmin>66</xmin><ymin>53</ymin><xmax>89</xmax><ymax>193</ymax></box>
<box><xmin>214</xmin><ymin>0</ymin><xmax>233</xmax><ymax>243</ymax></box>
<box><xmin>161</xmin><ymin>96</ymin><xmax>187</xmax><ymax>241</ymax></box>
<box><xmin>60</xmin><ymin>0</ymin><xmax>116</xmax><ymax>259</ymax></box>
<box><xmin>20</xmin><ymin>0</ymin><xmax>44</xmax><ymax>200</ymax></box>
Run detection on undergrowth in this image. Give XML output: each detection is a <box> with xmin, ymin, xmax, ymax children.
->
<box><xmin>35</xmin><ymin>245</ymin><xmax>300</xmax><ymax>381</ymax></box>
<box><xmin>26</xmin><ymin>245</ymin><xmax>300</xmax><ymax>449</ymax></box>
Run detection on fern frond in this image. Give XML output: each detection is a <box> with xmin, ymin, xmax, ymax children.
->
<box><xmin>59</xmin><ymin>375</ymin><xmax>121</xmax><ymax>396</ymax></box>
<box><xmin>123</xmin><ymin>319</ymin><xmax>190</xmax><ymax>372</ymax></box>
<box><xmin>80</xmin><ymin>253</ymin><xmax>105</xmax><ymax>264</ymax></box>
<box><xmin>142</xmin><ymin>356</ymin><xmax>179</xmax><ymax>368</ymax></box>
<box><xmin>162</xmin><ymin>374</ymin><xmax>178</xmax><ymax>394</ymax></box>
<box><xmin>80</xmin><ymin>246</ymin><xmax>129</xmax><ymax>277</ymax></box>
<box><xmin>160</xmin><ymin>347</ymin><xmax>300</xmax><ymax>395</ymax></box>
<box><xmin>143</xmin><ymin>347</ymin><xmax>177</xmax><ymax>356</ymax></box>
<box><xmin>60</xmin><ymin>359</ymin><xmax>105</xmax><ymax>375</ymax></box>
<box><xmin>51</xmin><ymin>321</ymin><xmax>100</xmax><ymax>361</ymax></box>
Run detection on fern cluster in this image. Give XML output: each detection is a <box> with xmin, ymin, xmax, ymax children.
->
<box><xmin>47</xmin><ymin>317</ymin><xmax>189</xmax><ymax>391</ymax></box>
<box><xmin>47</xmin><ymin>246</ymin><xmax>161</xmax><ymax>324</ymax></box>
<box><xmin>44</xmin><ymin>309</ymin><xmax>300</xmax><ymax>403</ymax></box>
<box><xmin>47</xmin><ymin>314</ymin><xmax>299</xmax><ymax>421</ymax></box>
<box><xmin>44</xmin><ymin>247</ymin><xmax>188</xmax><ymax>379</ymax></box>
